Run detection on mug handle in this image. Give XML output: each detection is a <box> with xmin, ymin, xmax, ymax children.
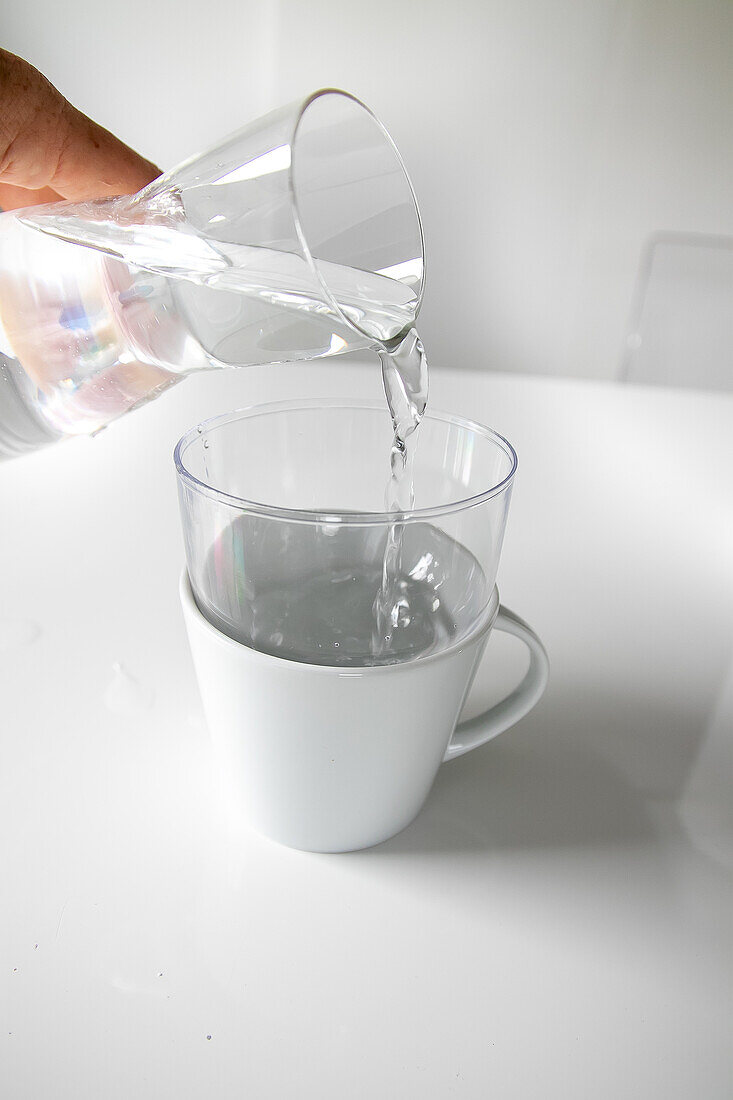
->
<box><xmin>443</xmin><ymin>606</ymin><xmax>549</xmax><ymax>762</ymax></box>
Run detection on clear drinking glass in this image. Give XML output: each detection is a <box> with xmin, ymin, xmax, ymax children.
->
<box><xmin>175</xmin><ymin>401</ymin><xmax>517</xmax><ymax>668</ymax></box>
<box><xmin>0</xmin><ymin>90</ymin><xmax>424</xmax><ymax>440</ymax></box>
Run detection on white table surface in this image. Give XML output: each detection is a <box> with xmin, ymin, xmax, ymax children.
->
<box><xmin>1</xmin><ymin>359</ymin><xmax>731</xmax><ymax>1099</ymax></box>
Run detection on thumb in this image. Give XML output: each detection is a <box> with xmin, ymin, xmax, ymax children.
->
<box><xmin>0</xmin><ymin>48</ymin><xmax>160</xmax><ymax>205</ymax></box>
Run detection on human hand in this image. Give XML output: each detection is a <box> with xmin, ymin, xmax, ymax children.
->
<box><xmin>0</xmin><ymin>47</ymin><xmax>160</xmax><ymax>211</ymax></box>
<box><xmin>0</xmin><ymin>49</ymin><xmax>172</xmax><ymax>432</ymax></box>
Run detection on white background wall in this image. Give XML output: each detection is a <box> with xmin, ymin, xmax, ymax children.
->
<box><xmin>4</xmin><ymin>0</ymin><xmax>732</xmax><ymax>381</ymax></box>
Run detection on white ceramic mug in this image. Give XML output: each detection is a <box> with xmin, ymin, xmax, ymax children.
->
<box><xmin>181</xmin><ymin>570</ymin><xmax>548</xmax><ymax>852</ymax></box>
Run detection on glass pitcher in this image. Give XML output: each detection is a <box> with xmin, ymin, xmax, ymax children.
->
<box><xmin>0</xmin><ymin>89</ymin><xmax>424</xmax><ymax>456</ymax></box>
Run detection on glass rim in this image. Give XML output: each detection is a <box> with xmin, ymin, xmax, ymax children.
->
<box><xmin>173</xmin><ymin>399</ymin><xmax>518</xmax><ymax>525</ymax></box>
<box><xmin>289</xmin><ymin>88</ymin><xmax>426</xmax><ymax>342</ymax></box>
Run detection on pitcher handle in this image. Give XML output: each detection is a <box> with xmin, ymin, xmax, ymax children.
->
<box><xmin>443</xmin><ymin>606</ymin><xmax>549</xmax><ymax>762</ymax></box>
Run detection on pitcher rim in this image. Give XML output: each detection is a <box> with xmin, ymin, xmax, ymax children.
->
<box><xmin>289</xmin><ymin>87</ymin><xmax>427</xmax><ymax>343</ymax></box>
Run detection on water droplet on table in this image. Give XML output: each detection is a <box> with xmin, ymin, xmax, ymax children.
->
<box><xmin>0</xmin><ymin>619</ymin><xmax>41</xmax><ymax>655</ymax></box>
<box><xmin>104</xmin><ymin>662</ymin><xmax>154</xmax><ymax>716</ymax></box>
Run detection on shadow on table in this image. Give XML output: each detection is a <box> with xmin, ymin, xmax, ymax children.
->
<box><xmin>360</xmin><ymin>683</ymin><xmax>710</xmax><ymax>858</ymax></box>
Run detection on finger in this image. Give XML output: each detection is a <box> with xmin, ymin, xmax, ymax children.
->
<box><xmin>0</xmin><ymin>49</ymin><xmax>160</xmax><ymax>201</ymax></box>
<box><xmin>0</xmin><ymin>182</ymin><xmax>62</xmax><ymax>211</ymax></box>
<box><xmin>49</xmin><ymin>101</ymin><xmax>162</xmax><ymax>201</ymax></box>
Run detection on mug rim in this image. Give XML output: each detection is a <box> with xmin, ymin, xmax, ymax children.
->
<box><xmin>180</xmin><ymin>567</ymin><xmax>500</xmax><ymax>674</ymax></box>
<box><xmin>173</xmin><ymin>398</ymin><xmax>518</xmax><ymax>526</ymax></box>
